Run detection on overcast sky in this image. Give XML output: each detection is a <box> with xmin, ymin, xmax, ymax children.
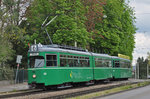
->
<box><xmin>129</xmin><ymin>0</ymin><xmax>150</xmax><ymax>65</ymax></box>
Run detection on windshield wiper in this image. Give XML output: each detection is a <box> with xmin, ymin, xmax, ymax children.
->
<box><xmin>36</xmin><ymin>61</ymin><xmax>42</xmax><ymax>67</ymax></box>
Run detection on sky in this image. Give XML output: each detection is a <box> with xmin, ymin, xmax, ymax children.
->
<box><xmin>129</xmin><ymin>0</ymin><xmax>150</xmax><ymax>65</ymax></box>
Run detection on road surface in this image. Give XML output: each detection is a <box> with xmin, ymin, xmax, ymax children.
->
<box><xmin>97</xmin><ymin>85</ymin><xmax>150</xmax><ymax>99</ymax></box>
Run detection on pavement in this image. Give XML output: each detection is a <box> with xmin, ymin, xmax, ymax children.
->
<box><xmin>0</xmin><ymin>81</ymin><xmax>29</xmax><ymax>93</ymax></box>
<box><xmin>97</xmin><ymin>85</ymin><xmax>150</xmax><ymax>99</ymax></box>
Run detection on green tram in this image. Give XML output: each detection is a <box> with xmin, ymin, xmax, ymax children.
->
<box><xmin>28</xmin><ymin>43</ymin><xmax>132</xmax><ymax>89</ymax></box>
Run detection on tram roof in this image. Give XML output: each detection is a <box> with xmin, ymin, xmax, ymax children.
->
<box><xmin>28</xmin><ymin>44</ymin><xmax>130</xmax><ymax>61</ymax></box>
<box><xmin>29</xmin><ymin>44</ymin><xmax>91</xmax><ymax>55</ymax></box>
<box><xmin>29</xmin><ymin>44</ymin><xmax>111</xmax><ymax>57</ymax></box>
<box><xmin>91</xmin><ymin>53</ymin><xmax>111</xmax><ymax>58</ymax></box>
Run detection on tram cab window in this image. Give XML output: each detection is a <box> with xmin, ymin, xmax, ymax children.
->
<box><xmin>29</xmin><ymin>56</ymin><xmax>44</xmax><ymax>68</ymax></box>
<box><xmin>46</xmin><ymin>55</ymin><xmax>57</xmax><ymax>66</ymax></box>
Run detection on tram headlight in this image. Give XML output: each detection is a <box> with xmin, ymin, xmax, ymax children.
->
<box><xmin>30</xmin><ymin>53</ymin><xmax>39</xmax><ymax>56</ymax></box>
<box><xmin>33</xmin><ymin>74</ymin><xmax>36</xmax><ymax>78</ymax></box>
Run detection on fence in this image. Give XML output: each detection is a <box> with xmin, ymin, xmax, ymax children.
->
<box><xmin>135</xmin><ymin>62</ymin><xmax>149</xmax><ymax>79</ymax></box>
<box><xmin>15</xmin><ymin>69</ymin><xmax>28</xmax><ymax>83</ymax></box>
<box><xmin>0</xmin><ymin>67</ymin><xmax>28</xmax><ymax>83</ymax></box>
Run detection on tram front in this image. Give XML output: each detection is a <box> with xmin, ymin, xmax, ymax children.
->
<box><xmin>28</xmin><ymin>44</ymin><xmax>46</xmax><ymax>88</ymax></box>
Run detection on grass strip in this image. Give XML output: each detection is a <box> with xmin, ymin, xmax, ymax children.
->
<box><xmin>69</xmin><ymin>81</ymin><xmax>150</xmax><ymax>99</ymax></box>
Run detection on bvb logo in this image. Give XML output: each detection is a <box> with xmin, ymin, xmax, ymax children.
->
<box><xmin>70</xmin><ymin>71</ymin><xmax>73</xmax><ymax>78</ymax></box>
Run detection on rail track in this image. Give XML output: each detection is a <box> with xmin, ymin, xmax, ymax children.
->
<box><xmin>0</xmin><ymin>89</ymin><xmax>43</xmax><ymax>99</ymax></box>
<box><xmin>0</xmin><ymin>79</ymin><xmax>148</xmax><ymax>99</ymax></box>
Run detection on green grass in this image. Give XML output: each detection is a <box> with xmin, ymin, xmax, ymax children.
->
<box><xmin>68</xmin><ymin>81</ymin><xmax>150</xmax><ymax>99</ymax></box>
<box><xmin>12</xmin><ymin>89</ymin><xmax>17</xmax><ymax>92</ymax></box>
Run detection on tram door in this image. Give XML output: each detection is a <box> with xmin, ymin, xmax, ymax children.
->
<box><xmin>112</xmin><ymin>60</ymin><xmax>120</xmax><ymax>78</ymax></box>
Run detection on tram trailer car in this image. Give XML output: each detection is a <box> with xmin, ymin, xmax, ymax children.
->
<box><xmin>28</xmin><ymin>44</ymin><xmax>132</xmax><ymax>89</ymax></box>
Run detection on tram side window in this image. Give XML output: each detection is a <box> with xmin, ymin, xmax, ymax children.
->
<box><xmin>114</xmin><ymin>61</ymin><xmax>120</xmax><ymax>67</ymax></box>
<box><xmin>124</xmin><ymin>62</ymin><xmax>128</xmax><ymax>68</ymax></box>
<box><xmin>46</xmin><ymin>55</ymin><xmax>57</xmax><ymax>66</ymax></box>
<box><xmin>68</xmin><ymin>58</ymin><xmax>74</xmax><ymax>67</ymax></box>
<box><xmin>95</xmin><ymin>58</ymin><xmax>111</xmax><ymax>67</ymax></box>
<box><xmin>104</xmin><ymin>59</ymin><xmax>111</xmax><ymax>67</ymax></box>
<box><xmin>120</xmin><ymin>61</ymin><xmax>124</xmax><ymax>68</ymax></box>
<box><xmin>80</xmin><ymin>57</ymin><xmax>90</xmax><ymax>67</ymax></box>
<box><xmin>122</xmin><ymin>62</ymin><xmax>130</xmax><ymax>68</ymax></box>
<box><xmin>74</xmin><ymin>56</ymin><xmax>80</xmax><ymax>67</ymax></box>
<box><xmin>60</xmin><ymin>55</ymin><xmax>67</xmax><ymax>67</ymax></box>
<box><xmin>60</xmin><ymin>55</ymin><xmax>90</xmax><ymax>67</ymax></box>
<box><xmin>127</xmin><ymin>62</ymin><xmax>131</xmax><ymax>68</ymax></box>
<box><xmin>95</xmin><ymin>58</ymin><xmax>103</xmax><ymax>67</ymax></box>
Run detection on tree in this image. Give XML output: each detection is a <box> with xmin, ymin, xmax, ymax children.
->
<box><xmin>25</xmin><ymin>0</ymin><xmax>90</xmax><ymax>48</ymax></box>
<box><xmin>0</xmin><ymin>0</ymin><xmax>29</xmax><ymax>44</ymax></box>
<box><xmin>87</xmin><ymin>0</ymin><xmax>136</xmax><ymax>59</ymax></box>
<box><xmin>4</xmin><ymin>0</ymin><xmax>136</xmax><ymax>69</ymax></box>
<box><xmin>0</xmin><ymin>35</ymin><xmax>14</xmax><ymax>67</ymax></box>
<box><xmin>0</xmin><ymin>0</ymin><xmax>32</xmax><ymax>68</ymax></box>
<box><xmin>83</xmin><ymin>0</ymin><xmax>106</xmax><ymax>32</ymax></box>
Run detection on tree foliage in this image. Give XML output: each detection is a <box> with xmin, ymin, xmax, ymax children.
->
<box><xmin>83</xmin><ymin>0</ymin><xmax>106</xmax><ymax>32</ymax></box>
<box><xmin>0</xmin><ymin>0</ymin><xmax>30</xmax><ymax>67</ymax></box>
<box><xmin>0</xmin><ymin>35</ymin><xmax>14</xmax><ymax>67</ymax></box>
<box><xmin>24</xmin><ymin>0</ymin><xmax>136</xmax><ymax>59</ymax></box>
<box><xmin>0</xmin><ymin>0</ymin><xmax>136</xmax><ymax>68</ymax></box>
<box><xmin>25</xmin><ymin>0</ymin><xmax>90</xmax><ymax>48</ymax></box>
<box><xmin>89</xmin><ymin>0</ymin><xmax>136</xmax><ymax>59</ymax></box>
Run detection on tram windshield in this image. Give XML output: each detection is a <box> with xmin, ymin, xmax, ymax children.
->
<box><xmin>29</xmin><ymin>56</ymin><xmax>44</xmax><ymax>68</ymax></box>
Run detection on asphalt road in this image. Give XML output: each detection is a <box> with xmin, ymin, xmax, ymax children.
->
<box><xmin>97</xmin><ymin>85</ymin><xmax>150</xmax><ymax>99</ymax></box>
